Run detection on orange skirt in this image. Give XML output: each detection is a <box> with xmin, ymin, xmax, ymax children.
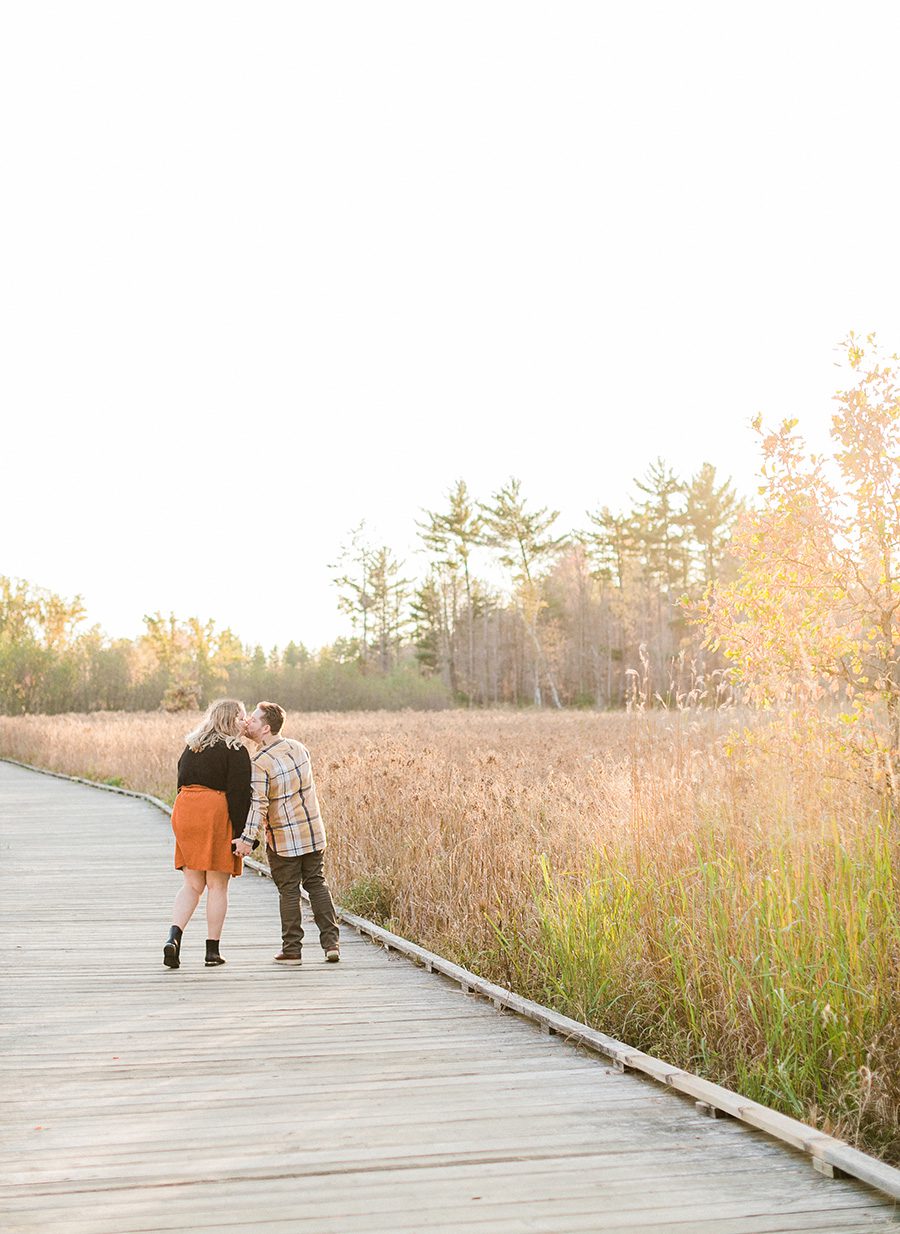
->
<box><xmin>172</xmin><ymin>785</ymin><xmax>242</xmax><ymax>877</ymax></box>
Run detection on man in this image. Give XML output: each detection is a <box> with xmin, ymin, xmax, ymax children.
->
<box><xmin>233</xmin><ymin>702</ymin><xmax>340</xmax><ymax>965</ymax></box>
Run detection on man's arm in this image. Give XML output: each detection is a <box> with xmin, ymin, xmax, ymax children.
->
<box><xmin>234</xmin><ymin>757</ymin><xmax>269</xmax><ymax>854</ymax></box>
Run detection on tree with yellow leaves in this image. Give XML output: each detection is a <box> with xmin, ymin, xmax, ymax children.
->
<box><xmin>701</xmin><ymin>334</ymin><xmax>900</xmax><ymax>791</ymax></box>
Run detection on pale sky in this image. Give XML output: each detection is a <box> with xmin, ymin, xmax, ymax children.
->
<box><xmin>2</xmin><ymin>2</ymin><xmax>899</xmax><ymax>652</ymax></box>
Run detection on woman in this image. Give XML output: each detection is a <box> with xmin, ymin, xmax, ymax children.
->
<box><xmin>163</xmin><ymin>699</ymin><xmax>251</xmax><ymax>969</ymax></box>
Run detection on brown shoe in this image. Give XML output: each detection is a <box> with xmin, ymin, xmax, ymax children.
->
<box><xmin>325</xmin><ymin>948</ymin><xmax>340</xmax><ymax>963</ymax></box>
<box><xmin>274</xmin><ymin>952</ymin><xmax>302</xmax><ymax>965</ymax></box>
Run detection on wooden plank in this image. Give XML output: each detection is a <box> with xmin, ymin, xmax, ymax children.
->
<box><xmin>2</xmin><ymin>1186</ymin><xmax>890</xmax><ymax>1234</ymax></box>
<box><xmin>2</xmin><ymin>1182</ymin><xmax>891</xmax><ymax>1234</ymax></box>
<box><xmin>0</xmin><ymin>1151</ymin><xmax>810</xmax><ymax>1215</ymax></box>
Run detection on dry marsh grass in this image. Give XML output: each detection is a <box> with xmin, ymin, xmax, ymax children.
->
<box><xmin>1</xmin><ymin>707</ymin><xmax>897</xmax><ymax>1164</ymax></box>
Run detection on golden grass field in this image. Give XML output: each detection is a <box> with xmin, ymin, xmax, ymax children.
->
<box><xmin>1</xmin><ymin>707</ymin><xmax>897</xmax><ymax>1164</ymax></box>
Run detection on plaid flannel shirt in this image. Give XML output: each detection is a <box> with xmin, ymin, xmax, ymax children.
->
<box><xmin>240</xmin><ymin>737</ymin><xmax>327</xmax><ymax>857</ymax></box>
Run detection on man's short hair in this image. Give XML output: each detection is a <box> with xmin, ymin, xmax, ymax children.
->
<box><xmin>257</xmin><ymin>701</ymin><xmax>286</xmax><ymax>734</ymax></box>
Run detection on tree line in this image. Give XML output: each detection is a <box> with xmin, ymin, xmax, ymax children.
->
<box><xmin>337</xmin><ymin>459</ymin><xmax>741</xmax><ymax>708</ymax></box>
<box><xmin>0</xmin><ymin>457</ymin><xmax>741</xmax><ymax>714</ymax></box>
<box><xmin>4</xmin><ymin>335</ymin><xmax>897</xmax><ymax>813</ymax></box>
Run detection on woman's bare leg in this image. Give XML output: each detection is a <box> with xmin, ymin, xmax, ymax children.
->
<box><xmin>172</xmin><ymin>869</ymin><xmax>206</xmax><ymax>929</ymax></box>
<box><xmin>205</xmin><ymin>871</ymin><xmax>230</xmax><ymax>940</ymax></box>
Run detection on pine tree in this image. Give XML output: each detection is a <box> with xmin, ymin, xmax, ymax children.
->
<box><xmin>683</xmin><ymin>462</ymin><xmax>742</xmax><ymax>583</ymax></box>
<box><xmin>331</xmin><ymin>522</ymin><xmax>376</xmax><ymax>668</ymax></box>
<box><xmin>418</xmin><ymin>480</ymin><xmax>483</xmax><ymax>698</ymax></box>
<box><xmin>368</xmin><ymin>546</ymin><xmax>413</xmax><ymax>672</ymax></box>
<box><xmin>480</xmin><ymin>478</ymin><xmax>566</xmax><ymax>707</ymax></box>
<box><xmin>632</xmin><ymin>457</ymin><xmax>688</xmax><ymax>591</ymax></box>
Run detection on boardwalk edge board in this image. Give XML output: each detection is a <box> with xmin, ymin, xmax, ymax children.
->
<box><xmin>4</xmin><ymin>753</ymin><xmax>900</xmax><ymax>1204</ymax></box>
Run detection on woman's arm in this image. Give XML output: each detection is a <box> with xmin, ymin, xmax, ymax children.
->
<box><xmin>176</xmin><ymin>747</ymin><xmax>189</xmax><ymax>790</ymax></box>
<box><xmin>225</xmin><ymin>744</ymin><xmax>252</xmax><ymax>838</ymax></box>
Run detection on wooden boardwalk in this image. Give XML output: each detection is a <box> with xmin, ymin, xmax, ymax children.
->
<box><xmin>0</xmin><ymin>760</ymin><xmax>896</xmax><ymax>1234</ymax></box>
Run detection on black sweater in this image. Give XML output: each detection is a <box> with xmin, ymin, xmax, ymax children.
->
<box><xmin>177</xmin><ymin>740</ymin><xmax>252</xmax><ymax>838</ymax></box>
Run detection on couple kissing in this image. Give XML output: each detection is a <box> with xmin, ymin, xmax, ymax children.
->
<box><xmin>162</xmin><ymin>699</ymin><xmax>340</xmax><ymax>969</ymax></box>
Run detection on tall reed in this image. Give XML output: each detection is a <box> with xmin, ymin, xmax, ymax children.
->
<box><xmin>1</xmin><ymin>707</ymin><xmax>896</xmax><ymax>1162</ymax></box>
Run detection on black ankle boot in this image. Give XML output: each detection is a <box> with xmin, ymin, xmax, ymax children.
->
<box><xmin>205</xmin><ymin>939</ymin><xmax>225</xmax><ymax>967</ymax></box>
<box><xmin>163</xmin><ymin>925</ymin><xmax>183</xmax><ymax>969</ymax></box>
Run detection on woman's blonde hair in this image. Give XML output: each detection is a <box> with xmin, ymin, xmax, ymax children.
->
<box><xmin>185</xmin><ymin>699</ymin><xmax>245</xmax><ymax>753</ymax></box>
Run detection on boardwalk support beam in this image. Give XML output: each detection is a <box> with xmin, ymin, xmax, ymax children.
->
<box><xmin>696</xmin><ymin>1101</ymin><xmax>727</xmax><ymax>1118</ymax></box>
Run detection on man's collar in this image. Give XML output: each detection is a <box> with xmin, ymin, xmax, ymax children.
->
<box><xmin>256</xmin><ymin>737</ymin><xmax>285</xmax><ymax>756</ymax></box>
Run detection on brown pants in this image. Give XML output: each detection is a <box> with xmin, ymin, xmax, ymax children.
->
<box><xmin>266</xmin><ymin>847</ymin><xmax>340</xmax><ymax>955</ymax></box>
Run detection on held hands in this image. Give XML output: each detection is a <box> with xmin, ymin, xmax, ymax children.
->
<box><xmin>233</xmin><ymin>838</ymin><xmax>253</xmax><ymax>857</ymax></box>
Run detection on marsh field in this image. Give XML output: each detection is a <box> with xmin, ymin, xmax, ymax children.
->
<box><xmin>1</xmin><ymin>707</ymin><xmax>897</xmax><ymax>1164</ymax></box>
